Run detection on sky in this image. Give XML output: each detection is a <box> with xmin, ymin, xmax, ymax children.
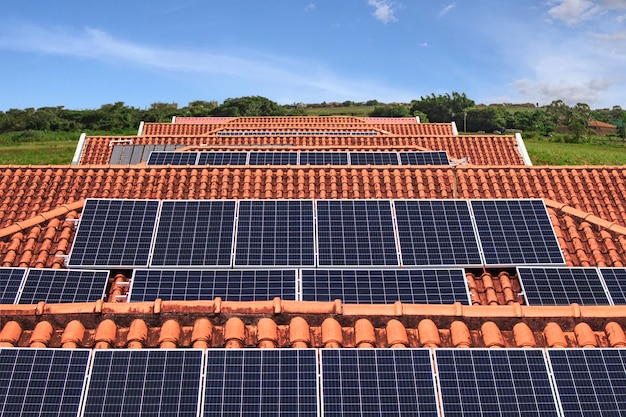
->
<box><xmin>0</xmin><ymin>0</ymin><xmax>625</xmax><ymax>111</ymax></box>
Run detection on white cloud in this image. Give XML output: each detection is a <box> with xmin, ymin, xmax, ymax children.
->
<box><xmin>367</xmin><ymin>0</ymin><xmax>397</xmax><ymax>24</ymax></box>
<box><xmin>513</xmin><ymin>78</ymin><xmax>621</xmax><ymax>105</ymax></box>
<box><xmin>304</xmin><ymin>3</ymin><xmax>316</xmax><ymax>12</ymax></box>
<box><xmin>547</xmin><ymin>0</ymin><xmax>603</xmax><ymax>25</ymax></box>
<box><xmin>438</xmin><ymin>4</ymin><xmax>456</xmax><ymax>18</ymax></box>
<box><xmin>418</xmin><ymin>41</ymin><xmax>429</xmax><ymax>47</ymax></box>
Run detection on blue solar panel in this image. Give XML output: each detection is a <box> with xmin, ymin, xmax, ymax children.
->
<box><xmin>599</xmin><ymin>268</ymin><xmax>626</xmax><ymax>305</ymax></box>
<box><xmin>350</xmin><ymin>152</ymin><xmax>399</xmax><ymax>165</ymax></box>
<box><xmin>68</xmin><ymin>199</ymin><xmax>160</xmax><ymax>267</ymax></box>
<box><xmin>301</xmin><ymin>269</ymin><xmax>469</xmax><ymax>304</ymax></box>
<box><xmin>197</xmin><ymin>151</ymin><xmax>248</xmax><ymax>165</ymax></box>
<box><xmin>436</xmin><ymin>349</ymin><xmax>559</xmax><ymax>417</ymax></box>
<box><xmin>395</xmin><ymin>200</ymin><xmax>482</xmax><ymax>266</ymax></box>
<box><xmin>129</xmin><ymin>269</ymin><xmax>297</xmax><ymax>301</ymax></box>
<box><xmin>518</xmin><ymin>267</ymin><xmax>610</xmax><ymax>305</ymax></box>
<box><xmin>248</xmin><ymin>152</ymin><xmax>298</xmax><ymax>165</ymax></box>
<box><xmin>0</xmin><ymin>267</ymin><xmax>26</xmax><ymax>304</ymax></box>
<box><xmin>83</xmin><ymin>350</ymin><xmax>202</xmax><ymax>417</ymax></box>
<box><xmin>321</xmin><ymin>349</ymin><xmax>438</xmax><ymax>417</ymax></box>
<box><xmin>151</xmin><ymin>200</ymin><xmax>236</xmax><ymax>266</ymax></box>
<box><xmin>235</xmin><ymin>200</ymin><xmax>315</xmax><ymax>266</ymax></box>
<box><xmin>299</xmin><ymin>151</ymin><xmax>348</xmax><ymax>165</ymax></box>
<box><xmin>471</xmin><ymin>199</ymin><xmax>565</xmax><ymax>266</ymax></box>
<box><xmin>317</xmin><ymin>200</ymin><xmax>399</xmax><ymax>266</ymax></box>
<box><xmin>204</xmin><ymin>349</ymin><xmax>318</xmax><ymax>416</ymax></box>
<box><xmin>0</xmin><ymin>348</ymin><xmax>90</xmax><ymax>417</ymax></box>
<box><xmin>399</xmin><ymin>151</ymin><xmax>450</xmax><ymax>165</ymax></box>
<box><xmin>146</xmin><ymin>151</ymin><xmax>199</xmax><ymax>165</ymax></box>
<box><xmin>548</xmin><ymin>349</ymin><xmax>626</xmax><ymax>417</ymax></box>
<box><xmin>18</xmin><ymin>269</ymin><xmax>109</xmax><ymax>304</ymax></box>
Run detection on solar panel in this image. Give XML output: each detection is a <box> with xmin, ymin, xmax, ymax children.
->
<box><xmin>517</xmin><ymin>267</ymin><xmax>611</xmax><ymax>305</ymax></box>
<box><xmin>471</xmin><ymin>199</ymin><xmax>565</xmax><ymax>266</ymax></box>
<box><xmin>129</xmin><ymin>269</ymin><xmax>297</xmax><ymax>301</ymax></box>
<box><xmin>435</xmin><ymin>349</ymin><xmax>559</xmax><ymax>417</ymax></box>
<box><xmin>599</xmin><ymin>268</ymin><xmax>626</xmax><ymax>305</ymax></box>
<box><xmin>204</xmin><ymin>349</ymin><xmax>318</xmax><ymax>416</ymax></box>
<box><xmin>394</xmin><ymin>200</ymin><xmax>482</xmax><ymax>266</ymax></box>
<box><xmin>151</xmin><ymin>200</ymin><xmax>235</xmax><ymax>267</ymax></box>
<box><xmin>301</xmin><ymin>269</ymin><xmax>469</xmax><ymax>304</ymax></box>
<box><xmin>321</xmin><ymin>349</ymin><xmax>438</xmax><ymax>417</ymax></box>
<box><xmin>83</xmin><ymin>350</ymin><xmax>202</xmax><ymax>417</ymax></box>
<box><xmin>234</xmin><ymin>200</ymin><xmax>315</xmax><ymax>266</ymax></box>
<box><xmin>0</xmin><ymin>267</ymin><xmax>26</xmax><ymax>304</ymax></box>
<box><xmin>0</xmin><ymin>348</ymin><xmax>90</xmax><ymax>417</ymax></box>
<box><xmin>18</xmin><ymin>269</ymin><xmax>109</xmax><ymax>304</ymax></box>
<box><xmin>548</xmin><ymin>349</ymin><xmax>626</xmax><ymax>417</ymax></box>
<box><xmin>248</xmin><ymin>152</ymin><xmax>298</xmax><ymax>165</ymax></box>
<box><xmin>197</xmin><ymin>151</ymin><xmax>248</xmax><ymax>165</ymax></box>
<box><xmin>349</xmin><ymin>152</ymin><xmax>399</xmax><ymax>165</ymax></box>
<box><xmin>67</xmin><ymin>199</ymin><xmax>160</xmax><ymax>268</ymax></box>
<box><xmin>316</xmin><ymin>200</ymin><xmax>399</xmax><ymax>266</ymax></box>
<box><xmin>146</xmin><ymin>151</ymin><xmax>199</xmax><ymax>165</ymax></box>
<box><xmin>299</xmin><ymin>151</ymin><xmax>348</xmax><ymax>165</ymax></box>
<box><xmin>399</xmin><ymin>151</ymin><xmax>450</xmax><ymax>165</ymax></box>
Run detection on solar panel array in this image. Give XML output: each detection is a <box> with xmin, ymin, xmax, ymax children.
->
<box><xmin>599</xmin><ymin>268</ymin><xmax>626</xmax><ymax>305</ymax></box>
<box><xmin>17</xmin><ymin>269</ymin><xmax>109</xmax><ymax>304</ymax></box>
<box><xmin>0</xmin><ymin>267</ymin><xmax>26</xmax><ymax>304</ymax></box>
<box><xmin>146</xmin><ymin>150</ymin><xmax>451</xmax><ymax>166</ymax></box>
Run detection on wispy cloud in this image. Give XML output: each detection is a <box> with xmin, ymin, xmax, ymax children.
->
<box><xmin>367</xmin><ymin>0</ymin><xmax>397</xmax><ymax>24</ymax></box>
<box><xmin>304</xmin><ymin>3</ymin><xmax>316</xmax><ymax>12</ymax></box>
<box><xmin>547</xmin><ymin>0</ymin><xmax>602</xmax><ymax>25</ymax></box>
<box><xmin>418</xmin><ymin>41</ymin><xmax>429</xmax><ymax>47</ymax></box>
<box><xmin>438</xmin><ymin>3</ymin><xmax>456</xmax><ymax>18</ymax></box>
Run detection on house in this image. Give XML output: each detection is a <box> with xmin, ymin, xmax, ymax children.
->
<box><xmin>589</xmin><ymin>119</ymin><xmax>618</xmax><ymax>136</ymax></box>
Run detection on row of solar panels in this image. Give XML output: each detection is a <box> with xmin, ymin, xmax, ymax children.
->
<box><xmin>4</xmin><ymin>266</ymin><xmax>626</xmax><ymax>306</ymax></box>
<box><xmin>67</xmin><ymin>199</ymin><xmax>565</xmax><ymax>269</ymax></box>
<box><xmin>1</xmin><ymin>348</ymin><xmax>624</xmax><ymax>417</ymax></box>
<box><xmin>146</xmin><ymin>150</ymin><xmax>451</xmax><ymax>166</ymax></box>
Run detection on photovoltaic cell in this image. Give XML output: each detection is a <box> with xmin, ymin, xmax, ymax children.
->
<box><xmin>349</xmin><ymin>152</ymin><xmax>399</xmax><ymax>165</ymax></box>
<box><xmin>301</xmin><ymin>269</ymin><xmax>469</xmax><ymax>304</ymax></box>
<box><xmin>129</xmin><ymin>269</ymin><xmax>297</xmax><ymax>301</ymax></box>
<box><xmin>517</xmin><ymin>267</ymin><xmax>610</xmax><ymax>305</ymax></box>
<box><xmin>548</xmin><ymin>349</ymin><xmax>626</xmax><ymax>417</ymax></box>
<box><xmin>394</xmin><ymin>200</ymin><xmax>482</xmax><ymax>266</ymax></box>
<box><xmin>299</xmin><ymin>151</ymin><xmax>348</xmax><ymax>165</ymax></box>
<box><xmin>599</xmin><ymin>268</ymin><xmax>626</xmax><ymax>305</ymax></box>
<box><xmin>83</xmin><ymin>350</ymin><xmax>203</xmax><ymax>417</ymax></box>
<box><xmin>18</xmin><ymin>269</ymin><xmax>109</xmax><ymax>304</ymax></box>
<box><xmin>0</xmin><ymin>267</ymin><xmax>26</xmax><ymax>304</ymax></box>
<box><xmin>151</xmin><ymin>200</ymin><xmax>235</xmax><ymax>267</ymax></box>
<box><xmin>68</xmin><ymin>199</ymin><xmax>160</xmax><ymax>267</ymax></box>
<box><xmin>471</xmin><ymin>199</ymin><xmax>565</xmax><ymax>266</ymax></box>
<box><xmin>435</xmin><ymin>349</ymin><xmax>559</xmax><ymax>417</ymax></box>
<box><xmin>399</xmin><ymin>151</ymin><xmax>450</xmax><ymax>165</ymax></box>
<box><xmin>321</xmin><ymin>349</ymin><xmax>438</xmax><ymax>417</ymax></box>
<box><xmin>248</xmin><ymin>152</ymin><xmax>298</xmax><ymax>165</ymax></box>
<box><xmin>234</xmin><ymin>200</ymin><xmax>315</xmax><ymax>266</ymax></box>
<box><xmin>197</xmin><ymin>151</ymin><xmax>248</xmax><ymax>165</ymax></box>
<box><xmin>317</xmin><ymin>200</ymin><xmax>399</xmax><ymax>266</ymax></box>
<box><xmin>0</xmin><ymin>348</ymin><xmax>90</xmax><ymax>417</ymax></box>
<box><xmin>204</xmin><ymin>349</ymin><xmax>318</xmax><ymax>417</ymax></box>
<box><xmin>146</xmin><ymin>151</ymin><xmax>199</xmax><ymax>165</ymax></box>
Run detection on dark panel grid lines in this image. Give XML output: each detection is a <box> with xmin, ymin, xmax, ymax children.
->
<box><xmin>0</xmin><ymin>349</ymin><xmax>90</xmax><ymax>417</ymax></box>
<box><xmin>146</xmin><ymin>151</ymin><xmax>199</xmax><ymax>166</ymax></box>
<box><xmin>518</xmin><ymin>267</ymin><xmax>611</xmax><ymax>306</ymax></box>
<box><xmin>301</xmin><ymin>269</ymin><xmax>469</xmax><ymax>304</ymax></box>
<box><xmin>151</xmin><ymin>200</ymin><xmax>236</xmax><ymax>267</ymax></box>
<box><xmin>435</xmin><ymin>349</ymin><xmax>560</xmax><ymax>417</ymax></box>
<box><xmin>204</xmin><ymin>349</ymin><xmax>318</xmax><ymax>417</ymax></box>
<box><xmin>470</xmin><ymin>199</ymin><xmax>565</xmax><ymax>266</ymax></box>
<box><xmin>18</xmin><ymin>269</ymin><xmax>109</xmax><ymax>304</ymax></box>
<box><xmin>83</xmin><ymin>350</ymin><xmax>203</xmax><ymax>417</ymax></box>
<box><xmin>234</xmin><ymin>200</ymin><xmax>315</xmax><ymax>267</ymax></box>
<box><xmin>248</xmin><ymin>151</ymin><xmax>298</xmax><ymax>165</ymax></box>
<box><xmin>321</xmin><ymin>349</ymin><xmax>439</xmax><ymax>417</ymax></box>
<box><xmin>599</xmin><ymin>268</ymin><xmax>626</xmax><ymax>305</ymax></box>
<box><xmin>197</xmin><ymin>151</ymin><xmax>248</xmax><ymax>166</ymax></box>
<box><xmin>129</xmin><ymin>269</ymin><xmax>297</xmax><ymax>302</ymax></box>
<box><xmin>350</xmin><ymin>152</ymin><xmax>399</xmax><ymax>165</ymax></box>
<box><xmin>548</xmin><ymin>349</ymin><xmax>626</xmax><ymax>417</ymax></box>
<box><xmin>299</xmin><ymin>151</ymin><xmax>348</xmax><ymax>165</ymax></box>
<box><xmin>317</xmin><ymin>200</ymin><xmax>399</xmax><ymax>267</ymax></box>
<box><xmin>67</xmin><ymin>199</ymin><xmax>160</xmax><ymax>268</ymax></box>
<box><xmin>399</xmin><ymin>151</ymin><xmax>450</xmax><ymax>166</ymax></box>
<box><xmin>0</xmin><ymin>267</ymin><xmax>27</xmax><ymax>304</ymax></box>
<box><xmin>394</xmin><ymin>200</ymin><xmax>482</xmax><ymax>266</ymax></box>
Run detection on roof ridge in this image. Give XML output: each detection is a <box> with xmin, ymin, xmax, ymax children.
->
<box><xmin>0</xmin><ymin>200</ymin><xmax>84</xmax><ymax>239</ymax></box>
<box><xmin>544</xmin><ymin>198</ymin><xmax>626</xmax><ymax>235</ymax></box>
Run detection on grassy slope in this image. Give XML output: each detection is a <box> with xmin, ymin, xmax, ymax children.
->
<box><xmin>524</xmin><ymin>139</ymin><xmax>626</xmax><ymax>165</ymax></box>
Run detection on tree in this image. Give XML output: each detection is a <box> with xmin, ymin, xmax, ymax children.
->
<box><xmin>210</xmin><ymin>96</ymin><xmax>286</xmax><ymax>117</ymax></box>
<box><xmin>464</xmin><ymin>107</ymin><xmax>507</xmax><ymax>133</ymax></box>
<box><xmin>368</xmin><ymin>105</ymin><xmax>410</xmax><ymax>118</ymax></box>
<box><xmin>409</xmin><ymin>92</ymin><xmax>475</xmax><ymax>123</ymax></box>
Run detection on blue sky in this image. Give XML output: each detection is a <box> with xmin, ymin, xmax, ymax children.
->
<box><xmin>1</xmin><ymin>0</ymin><xmax>625</xmax><ymax>111</ymax></box>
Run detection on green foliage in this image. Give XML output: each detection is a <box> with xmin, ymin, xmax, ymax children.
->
<box><xmin>210</xmin><ymin>96</ymin><xmax>286</xmax><ymax>117</ymax></box>
<box><xmin>465</xmin><ymin>107</ymin><xmax>507</xmax><ymax>133</ymax></box>
<box><xmin>410</xmin><ymin>92</ymin><xmax>475</xmax><ymax>123</ymax></box>
<box><xmin>368</xmin><ymin>105</ymin><xmax>410</xmax><ymax>118</ymax></box>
